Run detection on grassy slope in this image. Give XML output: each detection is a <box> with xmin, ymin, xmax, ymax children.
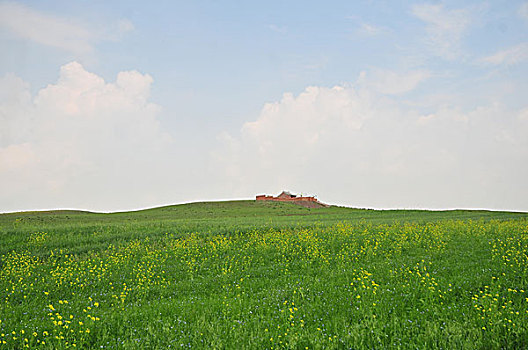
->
<box><xmin>2</xmin><ymin>199</ymin><xmax>526</xmax><ymax>224</ymax></box>
<box><xmin>0</xmin><ymin>200</ymin><xmax>526</xmax><ymax>257</ymax></box>
<box><xmin>1</xmin><ymin>201</ymin><xmax>527</xmax><ymax>348</ymax></box>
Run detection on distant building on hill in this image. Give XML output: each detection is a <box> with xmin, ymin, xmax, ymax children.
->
<box><xmin>256</xmin><ymin>191</ymin><xmax>328</xmax><ymax>208</ymax></box>
<box><xmin>277</xmin><ymin>191</ymin><xmax>296</xmax><ymax>199</ymax></box>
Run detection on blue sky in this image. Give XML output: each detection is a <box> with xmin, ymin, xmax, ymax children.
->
<box><xmin>1</xmin><ymin>0</ymin><xmax>528</xmax><ymax>212</ymax></box>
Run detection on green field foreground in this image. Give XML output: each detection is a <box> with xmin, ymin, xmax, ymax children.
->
<box><xmin>0</xmin><ymin>201</ymin><xmax>527</xmax><ymax>349</ymax></box>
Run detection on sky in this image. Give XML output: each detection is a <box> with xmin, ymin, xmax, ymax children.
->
<box><xmin>1</xmin><ymin>0</ymin><xmax>528</xmax><ymax>212</ymax></box>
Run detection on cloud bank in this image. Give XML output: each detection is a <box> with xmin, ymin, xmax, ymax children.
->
<box><xmin>2</xmin><ymin>63</ymin><xmax>527</xmax><ymax>212</ymax></box>
<box><xmin>0</xmin><ymin>62</ymin><xmax>182</xmax><ymax>211</ymax></box>
<box><xmin>214</xmin><ymin>74</ymin><xmax>528</xmax><ymax>211</ymax></box>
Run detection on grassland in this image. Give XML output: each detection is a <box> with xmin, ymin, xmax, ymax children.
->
<box><xmin>0</xmin><ymin>201</ymin><xmax>527</xmax><ymax>349</ymax></box>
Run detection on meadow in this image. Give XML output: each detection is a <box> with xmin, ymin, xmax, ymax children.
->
<box><xmin>0</xmin><ymin>201</ymin><xmax>527</xmax><ymax>349</ymax></box>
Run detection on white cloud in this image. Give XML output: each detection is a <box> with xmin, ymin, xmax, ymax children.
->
<box><xmin>214</xmin><ymin>83</ymin><xmax>528</xmax><ymax>211</ymax></box>
<box><xmin>411</xmin><ymin>3</ymin><xmax>471</xmax><ymax>60</ymax></box>
<box><xmin>117</xmin><ymin>19</ymin><xmax>134</xmax><ymax>35</ymax></box>
<box><xmin>356</xmin><ymin>23</ymin><xmax>386</xmax><ymax>37</ymax></box>
<box><xmin>0</xmin><ymin>2</ymin><xmax>133</xmax><ymax>56</ymax></box>
<box><xmin>0</xmin><ymin>73</ymin><xmax>33</xmax><ymax>146</ymax></box>
<box><xmin>0</xmin><ymin>143</ymin><xmax>35</xmax><ymax>171</ymax></box>
<box><xmin>519</xmin><ymin>107</ymin><xmax>528</xmax><ymax>121</ymax></box>
<box><xmin>357</xmin><ymin>69</ymin><xmax>431</xmax><ymax>95</ymax></box>
<box><xmin>268</xmin><ymin>24</ymin><xmax>287</xmax><ymax>34</ymax></box>
<box><xmin>0</xmin><ymin>62</ymin><xmax>187</xmax><ymax>212</ymax></box>
<box><xmin>107</xmin><ymin>19</ymin><xmax>135</xmax><ymax>41</ymax></box>
<box><xmin>481</xmin><ymin>42</ymin><xmax>528</xmax><ymax>66</ymax></box>
<box><xmin>213</xmin><ymin>85</ymin><xmax>376</xmax><ymax>197</ymax></box>
<box><xmin>520</xmin><ymin>2</ymin><xmax>528</xmax><ymax>20</ymax></box>
<box><xmin>3</xmin><ymin>62</ymin><xmax>526</xmax><ymax>211</ymax></box>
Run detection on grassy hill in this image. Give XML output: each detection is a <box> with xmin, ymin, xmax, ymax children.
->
<box><xmin>1</xmin><ymin>201</ymin><xmax>527</xmax><ymax>349</ymax></box>
<box><xmin>2</xmin><ymin>199</ymin><xmax>526</xmax><ymax>225</ymax></box>
<box><xmin>1</xmin><ymin>200</ymin><xmax>526</xmax><ymax>257</ymax></box>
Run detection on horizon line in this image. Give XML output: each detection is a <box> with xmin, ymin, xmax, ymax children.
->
<box><xmin>1</xmin><ymin>198</ymin><xmax>527</xmax><ymax>215</ymax></box>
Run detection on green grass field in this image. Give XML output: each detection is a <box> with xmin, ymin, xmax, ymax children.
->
<box><xmin>1</xmin><ymin>201</ymin><xmax>527</xmax><ymax>349</ymax></box>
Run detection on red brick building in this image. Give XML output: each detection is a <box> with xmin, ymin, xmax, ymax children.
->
<box><xmin>256</xmin><ymin>191</ymin><xmax>327</xmax><ymax>207</ymax></box>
